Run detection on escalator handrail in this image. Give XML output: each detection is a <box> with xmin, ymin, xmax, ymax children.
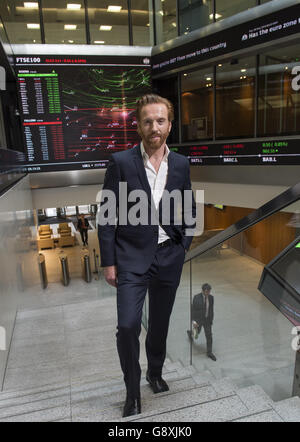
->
<box><xmin>185</xmin><ymin>181</ymin><xmax>300</xmax><ymax>263</ymax></box>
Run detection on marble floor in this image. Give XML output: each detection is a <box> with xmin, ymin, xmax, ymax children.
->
<box><xmin>4</xmin><ymin>230</ymin><xmax>297</xmax><ymax>402</ymax></box>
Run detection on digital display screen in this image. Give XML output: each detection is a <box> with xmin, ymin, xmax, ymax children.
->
<box><xmin>152</xmin><ymin>4</ymin><xmax>300</xmax><ymax>75</ymax></box>
<box><xmin>171</xmin><ymin>139</ymin><xmax>300</xmax><ymax>165</ymax></box>
<box><xmin>15</xmin><ymin>55</ymin><xmax>151</xmax><ymax>172</ymax></box>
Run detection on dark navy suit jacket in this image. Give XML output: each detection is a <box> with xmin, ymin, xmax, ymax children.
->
<box><xmin>192</xmin><ymin>293</ymin><xmax>214</xmax><ymax>324</ymax></box>
<box><xmin>98</xmin><ymin>144</ymin><xmax>196</xmax><ymax>274</ymax></box>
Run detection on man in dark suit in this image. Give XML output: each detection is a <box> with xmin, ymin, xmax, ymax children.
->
<box><xmin>77</xmin><ymin>214</ymin><xmax>89</xmax><ymax>246</ymax></box>
<box><xmin>98</xmin><ymin>94</ymin><xmax>196</xmax><ymax>417</ymax></box>
<box><xmin>187</xmin><ymin>283</ymin><xmax>216</xmax><ymax>361</ymax></box>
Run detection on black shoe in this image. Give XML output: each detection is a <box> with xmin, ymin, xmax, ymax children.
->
<box><xmin>146</xmin><ymin>371</ymin><xmax>169</xmax><ymax>394</ymax></box>
<box><xmin>122</xmin><ymin>396</ymin><xmax>141</xmax><ymax>418</ymax></box>
<box><xmin>207</xmin><ymin>352</ymin><xmax>217</xmax><ymax>361</ymax></box>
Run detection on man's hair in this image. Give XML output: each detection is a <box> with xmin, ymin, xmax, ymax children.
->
<box><xmin>202</xmin><ymin>283</ymin><xmax>212</xmax><ymax>291</ymax></box>
<box><xmin>136</xmin><ymin>94</ymin><xmax>174</xmax><ymax>122</ymax></box>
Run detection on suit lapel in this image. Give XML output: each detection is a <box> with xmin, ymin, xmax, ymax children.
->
<box><xmin>164</xmin><ymin>150</ymin><xmax>175</xmax><ymax>194</ymax></box>
<box><xmin>158</xmin><ymin>150</ymin><xmax>175</xmax><ymax>214</ymax></box>
<box><xmin>133</xmin><ymin>144</ymin><xmax>152</xmax><ymax>201</ymax></box>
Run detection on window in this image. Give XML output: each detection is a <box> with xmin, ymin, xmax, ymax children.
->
<box><xmin>154</xmin><ymin>0</ymin><xmax>177</xmax><ymax>44</ymax></box>
<box><xmin>181</xmin><ymin>67</ymin><xmax>214</xmax><ymax>141</ymax></box>
<box><xmin>131</xmin><ymin>0</ymin><xmax>153</xmax><ymax>46</ymax></box>
<box><xmin>42</xmin><ymin>0</ymin><xmax>86</xmax><ymax>44</ymax></box>
<box><xmin>216</xmin><ymin>57</ymin><xmax>255</xmax><ymax>139</ymax></box>
<box><xmin>258</xmin><ymin>45</ymin><xmax>300</xmax><ymax>136</ymax></box>
<box><xmin>178</xmin><ymin>0</ymin><xmax>213</xmax><ymax>35</ymax></box>
<box><xmin>0</xmin><ymin>0</ymin><xmax>41</xmax><ymax>44</ymax></box>
<box><xmin>215</xmin><ymin>0</ymin><xmax>257</xmax><ymax>22</ymax></box>
<box><xmin>88</xmin><ymin>0</ymin><xmax>129</xmax><ymax>45</ymax></box>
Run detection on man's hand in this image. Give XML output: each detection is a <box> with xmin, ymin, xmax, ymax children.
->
<box><xmin>104</xmin><ymin>265</ymin><xmax>118</xmax><ymax>287</ymax></box>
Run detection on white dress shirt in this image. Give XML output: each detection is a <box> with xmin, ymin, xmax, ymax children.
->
<box><xmin>203</xmin><ymin>294</ymin><xmax>209</xmax><ymax>318</ymax></box>
<box><xmin>140</xmin><ymin>142</ymin><xmax>170</xmax><ymax>244</ymax></box>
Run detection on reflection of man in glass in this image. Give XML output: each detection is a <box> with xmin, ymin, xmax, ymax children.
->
<box><xmin>187</xmin><ymin>283</ymin><xmax>216</xmax><ymax>361</ymax></box>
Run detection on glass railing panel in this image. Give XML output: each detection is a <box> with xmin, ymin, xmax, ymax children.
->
<box><xmin>180</xmin><ymin>198</ymin><xmax>300</xmax><ymax>402</ymax></box>
<box><xmin>166</xmin><ymin>259</ymin><xmax>191</xmax><ymax>367</ymax></box>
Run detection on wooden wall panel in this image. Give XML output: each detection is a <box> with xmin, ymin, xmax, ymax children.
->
<box><xmin>203</xmin><ymin>205</ymin><xmax>296</xmax><ymax>265</ymax></box>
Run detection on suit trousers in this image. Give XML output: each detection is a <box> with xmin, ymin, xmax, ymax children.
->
<box><xmin>197</xmin><ymin>321</ymin><xmax>213</xmax><ymax>353</ymax></box>
<box><xmin>80</xmin><ymin>229</ymin><xmax>88</xmax><ymax>244</ymax></box>
<box><xmin>116</xmin><ymin>241</ymin><xmax>185</xmax><ymax>399</ymax></box>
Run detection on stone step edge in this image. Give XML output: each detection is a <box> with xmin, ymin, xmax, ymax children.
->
<box><xmin>0</xmin><ymin>364</ymin><xmax>187</xmax><ymax>404</ymax></box>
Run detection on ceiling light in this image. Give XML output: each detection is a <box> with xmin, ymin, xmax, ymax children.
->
<box><xmin>172</xmin><ymin>22</ymin><xmax>177</xmax><ymax>27</ymax></box>
<box><xmin>67</xmin><ymin>3</ymin><xmax>81</xmax><ymax>9</ymax></box>
<box><xmin>100</xmin><ymin>25</ymin><xmax>112</xmax><ymax>31</ymax></box>
<box><xmin>183</xmin><ymin>73</ymin><xmax>187</xmax><ymax>76</ymax></box>
<box><xmin>24</xmin><ymin>2</ymin><xmax>38</xmax><ymax>8</ymax></box>
<box><xmin>218</xmin><ymin>64</ymin><xmax>222</xmax><ymax>67</ymax></box>
<box><xmin>27</xmin><ymin>23</ymin><xmax>40</xmax><ymax>29</ymax></box>
<box><xmin>159</xmin><ymin>10</ymin><xmax>164</xmax><ymax>16</ymax></box>
<box><xmin>94</xmin><ymin>40</ymin><xmax>105</xmax><ymax>44</ymax></box>
<box><xmin>107</xmin><ymin>6</ymin><xmax>122</xmax><ymax>12</ymax></box>
<box><xmin>68</xmin><ymin>40</ymin><xmax>74</xmax><ymax>43</ymax></box>
<box><xmin>241</xmin><ymin>68</ymin><xmax>246</xmax><ymax>72</ymax></box>
<box><xmin>206</xmin><ymin>77</ymin><xmax>212</xmax><ymax>81</ymax></box>
<box><xmin>64</xmin><ymin>24</ymin><xmax>77</xmax><ymax>30</ymax></box>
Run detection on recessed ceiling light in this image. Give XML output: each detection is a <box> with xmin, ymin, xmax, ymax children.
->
<box><xmin>206</xmin><ymin>77</ymin><xmax>212</xmax><ymax>81</ymax></box>
<box><xmin>100</xmin><ymin>25</ymin><xmax>112</xmax><ymax>31</ymax></box>
<box><xmin>241</xmin><ymin>68</ymin><xmax>246</xmax><ymax>72</ymax></box>
<box><xmin>68</xmin><ymin>40</ymin><xmax>74</xmax><ymax>43</ymax></box>
<box><xmin>64</xmin><ymin>24</ymin><xmax>77</xmax><ymax>30</ymax></box>
<box><xmin>218</xmin><ymin>64</ymin><xmax>222</xmax><ymax>67</ymax></box>
<box><xmin>107</xmin><ymin>6</ymin><xmax>122</xmax><ymax>12</ymax></box>
<box><xmin>24</xmin><ymin>2</ymin><xmax>38</xmax><ymax>8</ymax></box>
<box><xmin>146</xmin><ymin>23</ymin><xmax>150</xmax><ymax>27</ymax></box>
<box><xmin>67</xmin><ymin>3</ymin><xmax>81</xmax><ymax>9</ymax></box>
<box><xmin>27</xmin><ymin>23</ymin><xmax>40</xmax><ymax>29</ymax></box>
<box><xmin>94</xmin><ymin>40</ymin><xmax>105</xmax><ymax>44</ymax></box>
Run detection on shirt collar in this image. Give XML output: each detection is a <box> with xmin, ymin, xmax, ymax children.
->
<box><xmin>140</xmin><ymin>141</ymin><xmax>170</xmax><ymax>164</ymax></box>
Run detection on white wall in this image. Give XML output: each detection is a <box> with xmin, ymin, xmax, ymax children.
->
<box><xmin>0</xmin><ymin>176</ymin><xmax>39</xmax><ymax>387</ymax></box>
<box><xmin>31</xmin><ymin>184</ymin><xmax>102</xmax><ymax>209</ymax></box>
<box><xmin>190</xmin><ymin>165</ymin><xmax>300</xmax><ymax>209</ymax></box>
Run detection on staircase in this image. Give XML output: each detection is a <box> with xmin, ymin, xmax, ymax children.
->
<box><xmin>1</xmin><ymin>357</ymin><xmax>300</xmax><ymax>422</ymax></box>
<box><xmin>0</xmin><ymin>297</ymin><xmax>300</xmax><ymax>422</ymax></box>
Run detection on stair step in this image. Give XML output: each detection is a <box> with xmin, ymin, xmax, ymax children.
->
<box><xmin>235</xmin><ymin>384</ymin><xmax>274</xmax><ymax>414</ymax></box>
<box><xmin>272</xmin><ymin>397</ymin><xmax>300</xmax><ymax>422</ymax></box>
<box><xmin>233</xmin><ymin>410</ymin><xmax>284</xmax><ymax>422</ymax></box>
<box><xmin>133</xmin><ymin>395</ymin><xmax>249</xmax><ymax>422</ymax></box>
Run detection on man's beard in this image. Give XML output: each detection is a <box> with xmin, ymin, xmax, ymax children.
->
<box><xmin>145</xmin><ymin>133</ymin><xmax>166</xmax><ymax>148</ymax></box>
